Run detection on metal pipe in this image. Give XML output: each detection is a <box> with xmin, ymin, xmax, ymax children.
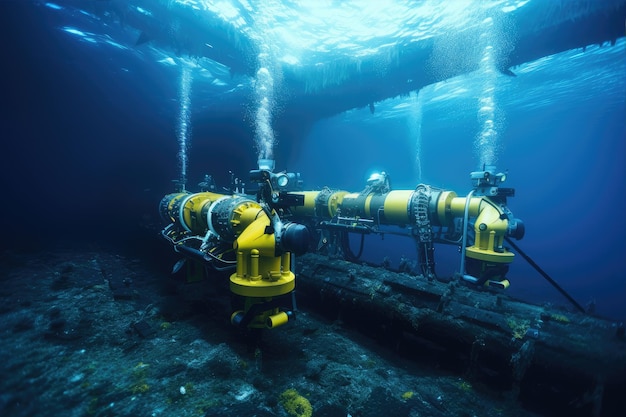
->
<box><xmin>459</xmin><ymin>190</ymin><xmax>475</xmax><ymax>277</ymax></box>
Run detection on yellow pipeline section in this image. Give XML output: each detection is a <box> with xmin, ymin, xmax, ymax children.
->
<box><xmin>290</xmin><ymin>190</ymin><xmax>348</xmax><ymax>218</ymax></box>
<box><xmin>289</xmin><ymin>188</ymin><xmax>514</xmax><ymax>265</ymax></box>
<box><xmin>161</xmin><ymin>192</ymin><xmax>265</xmax><ymax>239</ymax></box>
<box><xmin>179</xmin><ymin>192</ymin><xmax>224</xmax><ymax>232</ymax></box>
<box><xmin>382</xmin><ymin>190</ymin><xmax>414</xmax><ymax>224</ymax></box>
<box><xmin>291</xmin><ymin>190</ymin><xmax>414</xmax><ymax>224</ymax></box>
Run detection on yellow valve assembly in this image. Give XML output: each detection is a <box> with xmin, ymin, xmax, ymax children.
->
<box><xmin>159</xmin><ymin>174</ymin><xmax>310</xmax><ymax>330</ymax></box>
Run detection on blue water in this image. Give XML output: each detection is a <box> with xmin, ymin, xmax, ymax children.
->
<box><xmin>300</xmin><ymin>97</ymin><xmax>626</xmax><ymax>319</ymax></box>
<box><xmin>2</xmin><ymin>1</ymin><xmax>625</xmax><ymax>320</ymax></box>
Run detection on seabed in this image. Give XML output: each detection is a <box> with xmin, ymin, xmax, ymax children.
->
<box><xmin>0</xmin><ymin>245</ymin><xmax>624</xmax><ymax>417</ymax></box>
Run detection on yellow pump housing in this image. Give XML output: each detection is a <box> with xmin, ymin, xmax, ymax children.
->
<box><xmin>160</xmin><ymin>191</ymin><xmax>308</xmax><ymax>329</ymax></box>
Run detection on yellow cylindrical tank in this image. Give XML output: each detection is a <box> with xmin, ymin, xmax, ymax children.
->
<box><xmin>381</xmin><ymin>190</ymin><xmax>414</xmax><ymax>224</ymax></box>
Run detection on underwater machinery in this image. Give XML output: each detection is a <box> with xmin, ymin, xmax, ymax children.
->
<box><xmin>287</xmin><ymin>165</ymin><xmax>525</xmax><ymax>289</ymax></box>
<box><xmin>159</xmin><ymin>159</ymin><xmax>309</xmax><ymax>330</ymax></box>
<box><xmin>158</xmin><ymin>164</ymin><xmax>626</xmax><ymax>415</ymax></box>
<box><xmin>159</xmin><ymin>162</ymin><xmax>524</xmax><ymax>329</ymax></box>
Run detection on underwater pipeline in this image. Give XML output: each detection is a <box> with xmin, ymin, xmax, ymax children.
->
<box><xmin>158</xmin><ymin>161</ymin><xmax>554</xmax><ymax>331</ymax></box>
<box><xmin>158</xmin><ymin>158</ymin><xmax>626</xmax><ymax>416</ymax></box>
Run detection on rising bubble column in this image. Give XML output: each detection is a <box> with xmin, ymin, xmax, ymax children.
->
<box><xmin>250</xmin><ymin>1</ymin><xmax>281</xmax><ymax>165</ymax></box>
<box><xmin>408</xmin><ymin>89</ymin><xmax>424</xmax><ymax>182</ymax></box>
<box><xmin>177</xmin><ymin>65</ymin><xmax>192</xmax><ymax>191</ymax></box>
<box><xmin>475</xmin><ymin>17</ymin><xmax>500</xmax><ymax>167</ymax></box>
<box><xmin>254</xmin><ymin>43</ymin><xmax>276</xmax><ymax>162</ymax></box>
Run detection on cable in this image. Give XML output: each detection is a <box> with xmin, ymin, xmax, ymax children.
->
<box><xmin>341</xmin><ymin>231</ymin><xmax>365</xmax><ymax>261</ymax></box>
<box><xmin>504</xmin><ymin>236</ymin><xmax>586</xmax><ymax>314</ymax></box>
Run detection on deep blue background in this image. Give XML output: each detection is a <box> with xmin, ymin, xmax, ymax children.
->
<box><xmin>292</xmin><ymin>97</ymin><xmax>626</xmax><ymax>320</ymax></box>
<box><xmin>1</xmin><ymin>2</ymin><xmax>624</xmax><ymax>320</ymax></box>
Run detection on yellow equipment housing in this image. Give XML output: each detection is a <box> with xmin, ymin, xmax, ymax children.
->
<box><xmin>159</xmin><ymin>167</ymin><xmax>523</xmax><ymax>329</ymax></box>
<box><xmin>160</xmin><ymin>191</ymin><xmax>307</xmax><ymax>329</ymax></box>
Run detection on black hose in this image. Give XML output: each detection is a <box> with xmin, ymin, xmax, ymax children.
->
<box><xmin>504</xmin><ymin>236</ymin><xmax>586</xmax><ymax>314</ymax></box>
<box><xmin>174</xmin><ymin>244</ymin><xmax>235</xmax><ymax>271</ymax></box>
<box><xmin>341</xmin><ymin>232</ymin><xmax>365</xmax><ymax>261</ymax></box>
<box><xmin>174</xmin><ymin>244</ymin><xmax>207</xmax><ymax>262</ymax></box>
